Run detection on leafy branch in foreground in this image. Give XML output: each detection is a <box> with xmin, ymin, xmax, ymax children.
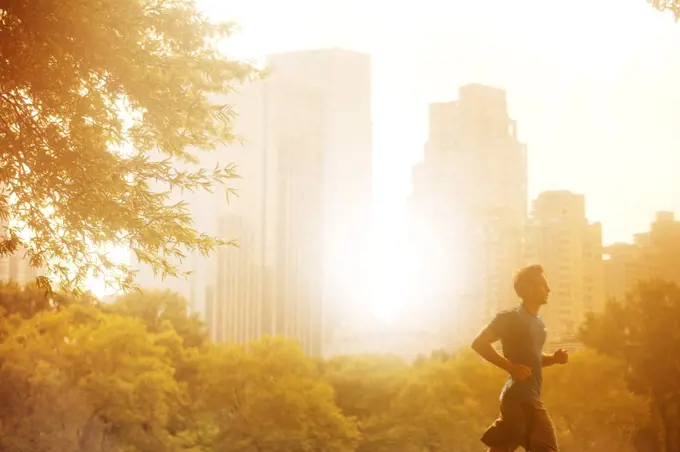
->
<box><xmin>649</xmin><ymin>0</ymin><xmax>680</xmax><ymax>19</ymax></box>
<box><xmin>0</xmin><ymin>0</ymin><xmax>256</xmax><ymax>293</ymax></box>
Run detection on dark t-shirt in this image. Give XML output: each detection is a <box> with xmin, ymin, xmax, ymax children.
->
<box><xmin>488</xmin><ymin>305</ymin><xmax>547</xmax><ymax>401</ymax></box>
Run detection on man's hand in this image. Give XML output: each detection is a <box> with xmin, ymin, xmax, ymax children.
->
<box><xmin>553</xmin><ymin>348</ymin><xmax>569</xmax><ymax>364</ymax></box>
<box><xmin>507</xmin><ymin>363</ymin><xmax>532</xmax><ymax>380</ymax></box>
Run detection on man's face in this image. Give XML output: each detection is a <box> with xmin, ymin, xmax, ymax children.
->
<box><xmin>535</xmin><ymin>275</ymin><xmax>551</xmax><ymax>305</ymax></box>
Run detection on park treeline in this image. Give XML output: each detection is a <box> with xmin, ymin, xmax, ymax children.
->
<box><xmin>0</xmin><ymin>280</ymin><xmax>677</xmax><ymax>452</ymax></box>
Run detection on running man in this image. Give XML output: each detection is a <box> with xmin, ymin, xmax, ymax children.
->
<box><xmin>471</xmin><ymin>264</ymin><xmax>568</xmax><ymax>451</ymax></box>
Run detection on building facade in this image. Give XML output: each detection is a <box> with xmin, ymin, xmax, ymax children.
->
<box><xmin>408</xmin><ymin>84</ymin><xmax>527</xmax><ymax>346</ymax></box>
<box><xmin>525</xmin><ymin>191</ymin><xmax>604</xmax><ymax>339</ymax></box>
<box><xmin>0</xmin><ymin>249</ymin><xmax>40</xmax><ymax>284</ymax></box>
<box><xmin>206</xmin><ymin>74</ymin><xmax>326</xmax><ymax>356</ymax></box>
<box><xmin>604</xmin><ymin>211</ymin><xmax>680</xmax><ymax>301</ymax></box>
<box><xmin>0</xmin><ymin>219</ymin><xmax>42</xmax><ymax>285</ymax></box>
<box><xmin>140</xmin><ymin>48</ymin><xmax>372</xmax><ymax>357</ymax></box>
<box><xmin>267</xmin><ymin>49</ymin><xmax>374</xmax><ymax>336</ymax></box>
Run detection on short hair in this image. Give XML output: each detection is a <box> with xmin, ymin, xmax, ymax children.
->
<box><xmin>513</xmin><ymin>265</ymin><xmax>544</xmax><ymax>299</ymax></box>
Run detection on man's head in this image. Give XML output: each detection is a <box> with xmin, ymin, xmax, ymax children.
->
<box><xmin>514</xmin><ymin>265</ymin><xmax>550</xmax><ymax>306</ymax></box>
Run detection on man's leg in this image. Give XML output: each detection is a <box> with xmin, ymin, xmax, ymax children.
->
<box><xmin>527</xmin><ymin>401</ymin><xmax>559</xmax><ymax>451</ymax></box>
<box><xmin>481</xmin><ymin>398</ymin><xmax>527</xmax><ymax>451</ymax></box>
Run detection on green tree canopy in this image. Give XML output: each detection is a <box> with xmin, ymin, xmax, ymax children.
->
<box><xmin>0</xmin><ymin>0</ymin><xmax>254</xmax><ymax>293</ymax></box>
<box><xmin>543</xmin><ymin>349</ymin><xmax>649</xmax><ymax>451</ymax></box>
<box><xmin>581</xmin><ymin>280</ymin><xmax>680</xmax><ymax>452</ymax></box>
<box><xmin>107</xmin><ymin>289</ymin><xmax>207</xmax><ymax>348</ymax></box>
<box><xmin>197</xmin><ymin>337</ymin><xmax>360</xmax><ymax>452</ymax></box>
<box><xmin>0</xmin><ymin>304</ymin><xmax>182</xmax><ymax>451</ymax></box>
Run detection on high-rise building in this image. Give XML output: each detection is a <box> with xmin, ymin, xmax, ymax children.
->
<box><xmin>0</xmin><ymin>249</ymin><xmax>40</xmax><ymax>284</ymax></box>
<box><xmin>646</xmin><ymin>211</ymin><xmax>680</xmax><ymax>284</ymax></box>
<box><xmin>0</xmin><ymin>219</ymin><xmax>42</xmax><ymax>284</ymax></box>
<box><xmin>147</xmin><ymin>48</ymin><xmax>371</xmax><ymax>356</ymax></box>
<box><xmin>206</xmin><ymin>74</ymin><xmax>326</xmax><ymax>356</ymax></box>
<box><xmin>408</xmin><ymin>84</ymin><xmax>527</xmax><ymax>346</ymax></box>
<box><xmin>267</xmin><ymin>49</ymin><xmax>373</xmax><ymax>334</ymax></box>
<box><xmin>203</xmin><ymin>81</ymin><xmax>275</xmax><ymax>345</ymax></box>
<box><xmin>524</xmin><ymin>191</ymin><xmax>604</xmax><ymax>338</ymax></box>
<box><xmin>604</xmin><ymin>211</ymin><xmax>680</xmax><ymax>301</ymax></box>
<box><xmin>603</xmin><ymin>240</ymin><xmax>654</xmax><ymax>302</ymax></box>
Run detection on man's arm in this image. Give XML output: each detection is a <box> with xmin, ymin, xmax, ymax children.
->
<box><xmin>471</xmin><ymin>325</ymin><xmax>528</xmax><ymax>378</ymax></box>
<box><xmin>541</xmin><ymin>353</ymin><xmax>557</xmax><ymax>367</ymax></box>
<box><xmin>542</xmin><ymin>348</ymin><xmax>569</xmax><ymax>367</ymax></box>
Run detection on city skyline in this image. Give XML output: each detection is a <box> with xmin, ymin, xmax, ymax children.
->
<box><xmin>198</xmin><ymin>0</ymin><xmax>680</xmax><ymax>246</ymax></box>
<box><xmin>191</xmin><ymin>0</ymin><xmax>680</xmax><ymax>321</ymax></box>
<box><xmin>2</xmin><ymin>60</ymin><xmax>679</xmax><ymax>359</ymax></box>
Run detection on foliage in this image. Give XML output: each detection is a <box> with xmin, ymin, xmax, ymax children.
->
<box><xmin>0</xmin><ymin>283</ymin><xmax>660</xmax><ymax>451</ymax></box>
<box><xmin>0</xmin><ymin>304</ymin><xmax>181</xmax><ymax>451</ymax></box>
<box><xmin>0</xmin><ymin>280</ymin><xmax>77</xmax><ymax>319</ymax></box>
<box><xmin>581</xmin><ymin>280</ymin><xmax>680</xmax><ymax>452</ymax></box>
<box><xmin>322</xmin><ymin>354</ymin><xmax>410</xmax><ymax>451</ymax></box>
<box><xmin>106</xmin><ymin>289</ymin><xmax>208</xmax><ymax>348</ymax></box>
<box><xmin>0</xmin><ymin>0</ymin><xmax>255</xmax><ymax>294</ymax></box>
<box><xmin>325</xmin><ymin>349</ymin><xmax>646</xmax><ymax>452</ymax></box>
<box><xmin>379</xmin><ymin>353</ymin><xmax>493</xmax><ymax>451</ymax></box>
<box><xmin>649</xmin><ymin>0</ymin><xmax>680</xmax><ymax>20</ymax></box>
<box><xmin>543</xmin><ymin>349</ymin><xmax>648</xmax><ymax>451</ymax></box>
<box><xmin>198</xmin><ymin>338</ymin><xmax>360</xmax><ymax>452</ymax></box>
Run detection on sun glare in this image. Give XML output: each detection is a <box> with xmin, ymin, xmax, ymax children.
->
<box><xmin>368</xmin><ymin>214</ymin><xmax>408</xmax><ymax>322</ymax></box>
<box><xmin>84</xmin><ymin>246</ymin><xmax>130</xmax><ymax>298</ymax></box>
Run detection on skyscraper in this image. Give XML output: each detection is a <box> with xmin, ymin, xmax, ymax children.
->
<box><xmin>159</xmin><ymin>48</ymin><xmax>371</xmax><ymax>356</ymax></box>
<box><xmin>206</xmin><ymin>74</ymin><xmax>326</xmax><ymax>356</ymax></box>
<box><xmin>408</xmin><ymin>84</ymin><xmax>527</xmax><ymax>345</ymax></box>
<box><xmin>604</xmin><ymin>211</ymin><xmax>680</xmax><ymax>302</ymax></box>
<box><xmin>0</xmin><ymin>249</ymin><xmax>40</xmax><ymax>284</ymax></box>
<box><xmin>267</xmin><ymin>49</ymin><xmax>373</xmax><ymax>334</ymax></box>
<box><xmin>525</xmin><ymin>190</ymin><xmax>604</xmax><ymax>338</ymax></box>
<box><xmin>0</xmin><ymin>219</ymin><xmax>42</xmax><ymax>284</ymax></box>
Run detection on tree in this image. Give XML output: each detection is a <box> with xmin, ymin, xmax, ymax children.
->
<box><xmin>376</xmin><ymin>352</ymin><xmax>497</xmax><ymax>452</ymax></box>
<box><xmin>0</xmin><ymin>304</ymin><xmax>182</xmax><ymax>451</ymax></box>
<box><xmin>197</xmin><ymin>337</ymin><xmax>360</xmax><ymax>452</ymax></box>
<box><xmin>0</xmin><ymin>0</ymin><xmax>255</xmax><ymax>293</ymax></box>
<box><xmin>107</xmin><ymin>289</ymin><xmax>207</xmax><ymax>348</ymax></box>
<box><xmin>580</xmin><ymin>280</ymin><xmax>680</xmax><ymax>452</ymax></box>
<box><xmin>105</xmin><ymin>289</ymin><xmax>213</xmax><ymax>450</ymax></box>
<box><xmin>0</xmin><ymin>280</ymin><xmax>84</xmax><ymax>320</ymax></box>
<box><xmin>649</xmin><ymin>0</ymin><xmax>680</xmax><ymax>20</ymax></box>
<box><xmin>543</xmin><ymin>349</ymin><xmax>649</xmax><ymax>451</ymax></box>
<box><xmin>323</xmin><ymin>354</ymin><xmax>408</xmax><ymax>420</ymax></box>
<box><xmin>322</xmin><ymin>354</ymin><xmax>410</xmax><ymax>452</ymax></box>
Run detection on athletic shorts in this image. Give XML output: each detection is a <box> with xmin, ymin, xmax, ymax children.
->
<box><xmin>481</xmin><ymin>397</ymin><xmax>558</xmax><ymax>451</ymax></box>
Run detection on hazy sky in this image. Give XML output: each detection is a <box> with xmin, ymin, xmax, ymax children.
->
<box><xmin>197</xmin><ymin>0</ymin><xmax>680</xmax><ymax>315</ymax></box>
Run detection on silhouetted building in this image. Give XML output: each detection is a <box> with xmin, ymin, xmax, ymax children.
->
<box><xmin>604</xmin><ymin>211</ymin><xmax>680</xmax><ymax>301</ymax></box>
<box><xmin>0</xmin><ymin>249</ymin><xmax>40</xmax><ymax>284</ymax></box>
<box><xmin>268</xmin><ymin>49</ymin><xmax>374</xmax><ymax>337</ymax></box>
<box><xmin>603</xmin><ymin>241</ymin><xmax>653</xmax><ymax>302</ymax></box>
<box><xmin>206</xmin><ymin>74</ymin><xmax>326</xmax><ymax>356</ymax></box>
<box><xmin>0</xmin><ymin>220</ymin><xmax>42</xmax><ymax>284</ymax></box>
<box><xmin>408</xmin><ymin>84</ymin><xmax>527</xmax><ymax>346</ymax></box>
<box><xmin>525</xmin><ymin>191</ymin><xmax>604</xmax><ymax>338</ymax></box>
